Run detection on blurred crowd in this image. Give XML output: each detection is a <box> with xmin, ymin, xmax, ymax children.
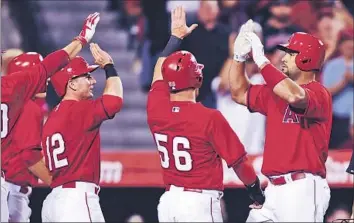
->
<box><xmin>1</xmin><ymin>1</ymin><xmax>353</xmax><ymax>221</ymax></box>
<box><xmin>2</xmin><ymin>0</ymin><xmax>353</xmax><ymax>151</ymax></box>
<box><xmin>107</xmin><ymin>0</ymin><xmax>354</xmax><ymax>153</ymax></box>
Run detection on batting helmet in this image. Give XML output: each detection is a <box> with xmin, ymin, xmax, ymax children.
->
<box><xmin>50</xmin><ymin>56</ymin><xmax>99</xmax><ymax>97</ymax></box>
<box><xmin>6</xmin><ymin>52</ymin><xmax>43</xmax><ymax>75</ymax></box>
<box><xmin>161</xmin><ymin>51</ymin><xmax>204</xmax><ymax>92</ymax></box>
<box><xmin>277</xmin><ymin>32</ymin><xmax>325</xmax><ymax>71</ymax></box>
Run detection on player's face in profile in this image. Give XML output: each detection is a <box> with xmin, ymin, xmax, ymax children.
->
<box><xmin>281</xmin><ymin>52</ymin><xmax>301</xmax><ymax>80</ymax></box>
<box><xmin>74</xmin><ymin>74</ymin><xmax>97</xmax><ymax>99</ymax></box>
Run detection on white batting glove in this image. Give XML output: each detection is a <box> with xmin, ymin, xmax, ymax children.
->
<box><xmin>74</xmin><ymin>12</ymin><xmax>100</xmax><ymax>46</ymax></box>
<box><xmin>244</xmin><ymin>32</ymin><xmax>269</xmax><ymax>67</ymax></box>
<box><xmin>233</xmin><ymin>20</ymin><xmax>254</xmax><ymax>62</ymax></box>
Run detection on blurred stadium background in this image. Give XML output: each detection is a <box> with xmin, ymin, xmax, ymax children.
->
<box><xmin>1</xmin><ymin>0</ymin><xmax>353</xmax><ymax>222</ymax></box>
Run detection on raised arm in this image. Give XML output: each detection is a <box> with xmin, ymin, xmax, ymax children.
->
<box><xmin>42</xmin><ymin>12</ymin><xmax>101</xmax><ymax>79</ymax></box>
<box><xmin>245</xmin><ymin>32</ymin><xmax>309</xmax><ymax>109</ymax></box>
<box><xmin>151</xmin><ymin>6</ymin><xmax>198</xmax><ymax>85</ymax></box>
<box><xmin>89</xmin><ymin>43</ymin><xmax>123</xmax><ymax>121</ymax></box>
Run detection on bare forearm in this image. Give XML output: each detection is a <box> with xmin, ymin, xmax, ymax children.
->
<box><xmin>261</xmin><ymin>64</ymin><xmax>307</xmax><ymax>108</ymax></box>
<box><xmin>273</xmin><ymin>78</ymin><xmax>306</xmax><ymax>104</ymax></box>
<box><xmin>229</xmin><ymin>60</ymin><xmax>250</xmax><ymax>105</ymax></box>
<box><xmin>103</xmin><ymin>77</ymin><xmax>123</xmax><ymax>98</ymax></box>
<box><xmin>28</xmin><ymin>160</ymin><xmax>52</xmax><ymax>186</ymax></box>
<box><xmin>152</xmin><ymin>57</ymin><xmax>166</xmax><ymax>84</ymax></box>
<box><xmin>219</xmin><ymin>58</ymin><xmax>233</xmax><ymax>91</ymax></box>
<box><xmin>102</xmin><ymin>64</ymin><xmax>123</xmax><ymax>98</ymax></box>
<box><xmin>63</xmin><ymin>40</ymin><xmax>83</xmax><ymax>60</ymax></box>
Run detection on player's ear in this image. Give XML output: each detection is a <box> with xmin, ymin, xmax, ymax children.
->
<box><xmin>68</xmin><ymin>79</ymin><xmax>78</xmax><ymax>92</ymax></box>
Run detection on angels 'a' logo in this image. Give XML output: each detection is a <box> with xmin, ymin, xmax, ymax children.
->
<box><xmin>283</xmin><ymin>106</ymin><xmax>299</xmax><ymax>123</ymax></box>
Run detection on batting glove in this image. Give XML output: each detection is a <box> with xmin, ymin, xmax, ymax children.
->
<box><xmin>245</xmin><ymin>177</ymin><xmax>265</xmax><ymax>205</ymax></box>
<box><xmin>244</xmin><ymin>32</ymin><xmax>269</xmax><ymax>68</ymax></box>
<box><xmin>233</xmin><ymin>19</ymin><xmax>254</xmax><ymax>62</ymax></box>
<box><xmin>74</xmin><ymin>12</ymin><xmax>100</xmax><ymax>47</ymax></box>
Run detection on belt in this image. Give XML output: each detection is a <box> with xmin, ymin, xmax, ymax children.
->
<box><xmin>269</xmin><ymin>172</ymin><xmax>306</xmax><ymax>186</ymax></box>
<box><xmin>166</xmin><ymin>185</ymin><xmax>203</xmax><ymax>193</ymax></box>
<box><xmin>61</xmin><ymin>181</ymin><xmax>100</xmax><ymax>195</ymax></box>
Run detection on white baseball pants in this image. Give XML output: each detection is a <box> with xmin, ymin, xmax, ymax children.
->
<box><xmin>247</xmin><ymin>173</ymin><xmax>331</xmax><ymax>222</ymax></box>
<box><xmin>41</xmin><ymin>181</ymin><xmax>105</xmax><ymax>222</ymax></box>
<box><xmin>158</xmin><ymin>185</ymin><xmax>224</xmax><ymax>222</ymax></box>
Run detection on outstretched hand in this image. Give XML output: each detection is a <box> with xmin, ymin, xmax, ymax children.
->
<box><xmin>90</xmin><ymin>43</ymin><xmax>113</xmax><ymax>68</ymax></box>
<box><xmin>171</xmin><ymin>6</ymin><xmax>198</xmax><ymax>39</ymax></box>
<box><xmin>74</xmin><ymin>12</ymin><xmax>100</xmax><ymax>46</ymax></box>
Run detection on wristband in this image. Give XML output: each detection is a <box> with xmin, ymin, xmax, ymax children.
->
<box><xmin>160</xmin><ymin>35</ymin><xmax>182</xmax><ymax>57</ymax></box>
<box><xmin>104</xmin><ymin>64</ymin><xmax>118</xmax><ymax>79</ymax></box>
<box><xmin>261</xmin><ymin>63</ymin><xmax>288</xmax><ymax>89</ymax></box>
<box><xmin>73</xmin><ymin>36</ymin><xmax>87</xmax><ymax>47</ymax></box>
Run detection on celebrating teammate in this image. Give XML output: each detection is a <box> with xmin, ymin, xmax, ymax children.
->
<box><xmin>147</xmin><ymin>7</ymin><xmax>265</xmax><ymax>222</ymax></box>
<box><xmin>41</xmin><ymin>43</ymin><xmax>123</xmax><ymax>222</ymax></box>
<box><xmin>1</xmin><ymin>12</ymin><xmax>100</xmax><ymax>223</ymax></box>
<box><xmin>2</xmin><ymin>52</ymin><xmax>52</xmax><ymax>222</ymax></box>
<box><xmin>229</xmin><ymin>20</ymin><xmax>332</xmax><ymax>222</ymax></box>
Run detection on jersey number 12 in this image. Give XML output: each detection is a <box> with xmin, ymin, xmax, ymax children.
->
<box><xmin>45</xmin><ymin>133</ymin><xmax>69</xmax><ymax>171</ymax></box>
<box><xmin>154</xmin><ymin>133</ymin><xmax>193</xmax><ymax>172</ymax></box>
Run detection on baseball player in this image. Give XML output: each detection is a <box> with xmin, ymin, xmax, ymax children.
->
<box><xmin>1</xmin><ymin>12</ymin><xmax>100</xmax><ymax>222</ymax></box>
<box><xmin>229</xmin><ymin>20</ymin><xmax>332</xmax><ymax>222</ymax></box>
<box><xmin>147</xmin><ymin>7</ymin><xmax>265</xmax><ymax>222</ymax></box>
<box><xmin>41</xmin><ymin>43</ymin><xmax>123</xmax><ymax>222</ymax></box>
<box><xmin>2</xmin><ymin>52</ymin><xmax>52</xmax><ymax>222</ymax></box>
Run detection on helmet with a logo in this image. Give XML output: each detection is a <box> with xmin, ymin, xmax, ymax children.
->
<box><xmin>277</xmin><ymin>32</ymin><xmax>325</xmax><ymax>71</ymax></box>
<box><xmin>161</xmin><ymin>51</ymin><xmax>204</xmax><ymax>92</ymax></box>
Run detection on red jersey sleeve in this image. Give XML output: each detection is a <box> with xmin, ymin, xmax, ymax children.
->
<box><xmin>75</xmin><ymin>95</ymin><xmax>123</xmax><ymax>130</ymax></box>
<box><xmin>147</xmin><ymin>81</ymin><xmax>169</xmax><ymax>114</ymax></box>
<box><xmin>208</xmin><ymin>111</ymin><xmax>247</xmax><ymax>167</ymax></box>
<box><xmin>1</xmin><ymin>50</ymin><xmax>69</xmax><ymax>102</ymax></box>
<box><xmin>246</xmin><ymin>84</ymin><xmax>273</xmax><ymax>116</ymax></box>
<box><xmin>15</xmin><ymin>101</ymin><xmax>44</xmax><ymax>167</ymax></box>
<box><xmin>291</xmin><ymin>83</ymin><xmax>332</xmax><ymax>120</ymax></box>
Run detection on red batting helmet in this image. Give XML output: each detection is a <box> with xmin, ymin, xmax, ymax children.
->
<box><xmin>50</xmin><ymin>56</ymin><xmax>99</xmax><ymax>97</ymax></box>
<box><xmin>161</xmin><ymin>51</ymin><xmax>204</xmax><ymax>92</ymax></box>
<box><xmin>277</xmin><ymin>32</ymin><xmax>325</xmax><ymax>71</ymax></box>
<box><xmin>6</xmin><ymin>52</ymin><xmax>43</xmax><ymax>75</ymax></box>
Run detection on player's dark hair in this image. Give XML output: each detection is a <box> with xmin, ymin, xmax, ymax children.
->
<box><xmin>46</xmin><ymin>81</ymin><xmax>62</xmax><ymax>110</ymax></box>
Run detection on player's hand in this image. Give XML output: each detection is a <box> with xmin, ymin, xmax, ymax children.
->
<box><xmin>90</xmin><ymin>43</ymin><xmax>114</xmax><ymax>68</ymax></box>
<box><xmin>233</xmin><ymin>19</ymin><xmax>254</xmax><ymax>62</ymax></box>
<box><xmin>171</xmin><ymin>6</ymin><xmax>198</xmax><ymax>39</ymax></box>
<box><xmin>244</xmin><ymin>32</ymin><xmax>270</xmax><ymax>68</ymax></box>
<box><xmin>74</xmin><ymin>12</ymin><xmax>100</xmax><ymax>46</ymax></box>
<box><xmin>245</xmin><ymin>177</ymin><xmax>265</xmax><ymax>207</ymax></box>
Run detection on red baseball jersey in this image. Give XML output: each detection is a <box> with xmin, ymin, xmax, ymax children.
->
<box><xmin>42</xmin><ymin>96</ymin><xmax>122</xmax><ymax>188</ymax></box>
<box><xmin>247</xmin><ymin>81</ymin><xmax>332</xmax><ymax>178</ymax></box>
<box><xmin>1</xmin><ymin>50</ymin><xmax>69</xmax><ymax>167</ymax></box>
<box><xmin>3</xmin><ymin>100</ymin><xmax>44</xmax><ymax>186</ymax></box>
<box><xmin>147</xmin><ymin>81</ymin><xmax>247</xmax><ymax>191</ymax></box>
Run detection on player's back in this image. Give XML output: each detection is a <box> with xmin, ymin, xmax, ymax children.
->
<box><xmin>3</xmin><ymin>100</ymin><xmax>43</xmax><ymax>186</ymax></box>
<box><xmin>148</xmin><ymin>100</ymin><xmax>225</xmax><ymax>190</ymax></box>
<box><xmin>42</xmin><ymin>100</ymin><xmax>101</xmax><ymax>188</ymax></box>
<box><xmin>1</xmin><ymin>66</ymin><xmax>47</xmax><ymax>151</ymax></box>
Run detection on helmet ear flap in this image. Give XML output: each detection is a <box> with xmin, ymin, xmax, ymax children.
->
<box><xmin>295</xmin><ymin>52</ymin><xmax>315</xmax><ymax>71</ymax></box>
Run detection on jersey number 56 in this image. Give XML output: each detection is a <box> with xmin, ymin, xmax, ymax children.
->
<box><xmin>45</xmin><ymin>133</ymin><xmax>69</xmax><ymax>171</ymax></box>
<box><xmin>154</xmin><ymin>133</ymin><xmax>193</xmax><ymax>172</ymax></box>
